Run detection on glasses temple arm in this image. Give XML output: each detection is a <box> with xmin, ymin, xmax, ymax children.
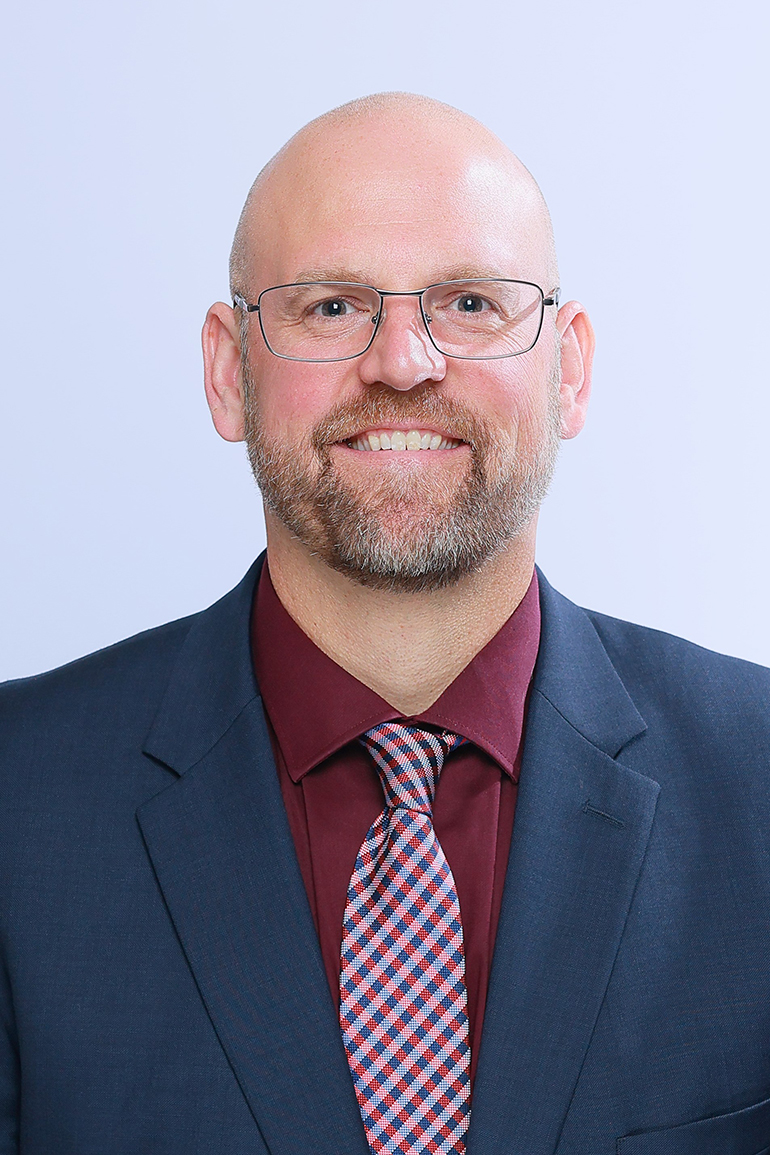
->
<box><xmin>232</xmin><ymin>293</ymin><xmax>260</xmax><ymax>313</ymax></box>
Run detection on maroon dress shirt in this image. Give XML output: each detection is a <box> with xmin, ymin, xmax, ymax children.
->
<box><xmin>251</xmin><ymin>562</ymin><xmax>540</xmax><ymax>1082</ymax></box>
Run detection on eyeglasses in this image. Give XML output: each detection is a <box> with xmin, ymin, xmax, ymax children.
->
<box><xmin>233</xmin><ymin>279</ymin><xmax>560</xmax><ymax>363</ymax></box>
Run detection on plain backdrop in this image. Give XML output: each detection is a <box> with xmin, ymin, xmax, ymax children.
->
<box><xmin>2</xmin><ymin>0</ymin><xmax>768</xmax><ymax>681</ymax></box>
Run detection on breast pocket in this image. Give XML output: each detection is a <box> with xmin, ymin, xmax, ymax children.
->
<box><xmin>617</xmin><ymin>1094</ymin><xmax>770</xmax><ymax>1155</ymax></box>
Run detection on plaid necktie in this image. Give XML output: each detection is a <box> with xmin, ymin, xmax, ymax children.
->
<box><xmin>340</xmin><ymin>722</ymin><xmax>472</xmax><ymax>1155</ymax></box>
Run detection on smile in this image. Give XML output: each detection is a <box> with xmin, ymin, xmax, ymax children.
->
<box><xmin>345</xmin><ymin>429</ymin><xmax>464</xmax><ymax>452</ymax></box>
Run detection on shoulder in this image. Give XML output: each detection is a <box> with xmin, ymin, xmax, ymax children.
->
<box><xmin>0</xmin><ymin>557</ymin><xmax>262</xmax><ymax>789</ymax></box>
<box><xmin>581</xmin><ymin>605</ymin><xmax>770</xmax><ymax>758</ymax></box>
<box><xmin>0</xmin><ymin>612</ymin><xmax>198</xmax><ymax>753</ymax></box>
<box><xmin>585</xmin><ymin>605</ymin><xmax>770</xmax><ymax>701</ymax></box>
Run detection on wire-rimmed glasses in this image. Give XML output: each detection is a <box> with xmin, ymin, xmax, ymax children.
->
<box><xmin>233</xmin><ymin>279</ymin><xmax>560</xmax><ymax>363</ymax></box>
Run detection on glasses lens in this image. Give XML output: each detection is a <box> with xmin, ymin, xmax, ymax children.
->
<box><xmin>258</xmin><ymin>283</ymin><xmax>381</xmax><ymax>361</ymax></box>
<box><xmin>423</xmin><ymin>280</ymin><xmax>544</xmax><ymax>358</ymax></box>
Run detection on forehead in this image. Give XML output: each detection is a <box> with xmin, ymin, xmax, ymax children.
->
<box><xmin>245</xmin><ymin>128</ymin><xmax>551</xmax><ymax>291</ymax></box>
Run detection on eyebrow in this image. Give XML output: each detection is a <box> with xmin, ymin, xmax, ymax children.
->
<box><xmin>288</xmin><ymin>264</ymin><xmax>515</xmax><ymax>288</ymax></box>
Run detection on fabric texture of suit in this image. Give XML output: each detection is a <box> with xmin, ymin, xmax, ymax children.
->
<box><xmin>1</xmin><ymin>555</ymin><xmax>769</xmax><ymax>1154</ymax></box>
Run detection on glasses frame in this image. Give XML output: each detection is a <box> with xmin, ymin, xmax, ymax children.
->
<box><xmin>232</xmin><ymin>279</ymin><xmax>560</xmax><ymax>363</ymax></box>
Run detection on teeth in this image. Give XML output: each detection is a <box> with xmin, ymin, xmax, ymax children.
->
<box><xmin>347</xmin><ymin>429</ymin><xmax>462</xmax><ymax>451</ymax></box>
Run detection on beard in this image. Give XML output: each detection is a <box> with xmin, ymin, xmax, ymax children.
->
<box><xmin>242</xmin><ymin>357</ymin><xmax>562</xmax><ymax>593</ymax></box>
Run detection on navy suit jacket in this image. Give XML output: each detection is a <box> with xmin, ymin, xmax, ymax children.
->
<box><xmin>1</xmin><ymin>558</ymin><xmax>770</xmax><ymax>1154</ymax></box>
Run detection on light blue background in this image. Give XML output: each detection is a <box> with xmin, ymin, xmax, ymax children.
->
<box><xmin>2</xmin><ymin>0</ymin><xmax>768</xmax><ymax>679</ymax></box>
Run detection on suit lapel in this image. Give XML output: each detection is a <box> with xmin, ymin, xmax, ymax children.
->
<box><xmin>468</xmin><ymin>575</ymin><xmax>660</xmax><ymax>1155</ymax></box>
<box><xmin>137</xmin><ymin>558</ymin><xmax>369</xmax><ymax>1155</ymax></box>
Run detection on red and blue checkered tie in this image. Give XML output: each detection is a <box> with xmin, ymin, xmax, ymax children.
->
<box><xmin>340</xmin><ymin>722</ymin><xmax>472</xmax><ymax>1155</ymax></box>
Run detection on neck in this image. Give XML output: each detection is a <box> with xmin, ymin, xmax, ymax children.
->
<box><xmin>264</xmin><ymin>511</ymin><xmax>537</xmax><ymax>715</ymax></box>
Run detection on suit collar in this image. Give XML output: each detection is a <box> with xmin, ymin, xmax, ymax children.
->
<box><xmin>142</xmin><ymin>555</ymin><xmax>265</xmax><ymax>774</ymax></box>
<box><xmin>533</xmin><ymin>566</ymin><xmax>647</xmax><ymax>758</ymax></box>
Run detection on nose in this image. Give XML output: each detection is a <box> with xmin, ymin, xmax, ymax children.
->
<box><xmin>357</xmin><ymin>296</ymin><xmax>447</xmax><ymax>392</ymax></box>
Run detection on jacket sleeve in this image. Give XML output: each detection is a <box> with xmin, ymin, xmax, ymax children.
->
<box><xmin>0</xmin><ymin>951</ymin><xmax>19</xmax><ymax>1154</ymax></box>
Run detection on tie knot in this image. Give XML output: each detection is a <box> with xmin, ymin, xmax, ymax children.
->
<box><xmin>359</xmin><ymin>722</ymin><xmax>467</xmax><ymax>812</ymax></box>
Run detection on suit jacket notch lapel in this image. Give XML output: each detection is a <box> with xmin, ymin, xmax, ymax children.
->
<box><xmin>468</xmin><ymin>575</ymin><xmax>660</xmax><ymax>1155</ymax></box>
<box><xmin>138</xmin><ymin>555</ymin><xmax>369</xmax><ymax>1155</ymax></box>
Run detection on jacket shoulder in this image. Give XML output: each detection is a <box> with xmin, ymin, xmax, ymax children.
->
<box><xmin>0</xmin><ymin>612</ymin><xmax>199</xmax><ymax>741</ymax></box>
<box><xmin>583</xmin><ymin>605</ymin><xmax>770</xmax><ymax>741</ymax></box>
<box><xmin>584</xmin><ymin>604</ymin><xmax>770</xmax><ymax>681</ymax></box>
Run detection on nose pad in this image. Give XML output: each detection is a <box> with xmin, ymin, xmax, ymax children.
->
<box><xmin>375</xmin><ymin>301</ymin><xmax>432</xmax><ymax>341</ymax></box>
<box><xmin>375</xmin><ymin>302</ymin><xmax>435</xmax><ymax>355</ymax></box>
<box><xmin>358</xmin><ymin>298</ymin><xmax>446</xmax><ymax>389</ymax></box>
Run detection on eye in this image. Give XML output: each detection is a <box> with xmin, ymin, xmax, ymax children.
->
<box><xmin>453</xmin><ymin>293</ymin><xmax>489</xmax><ymax>313</ymax></box>
<box><xmin>314</xmin><ymin>297</ymin><xmax>353</xmax><ymax>318</ymax></box>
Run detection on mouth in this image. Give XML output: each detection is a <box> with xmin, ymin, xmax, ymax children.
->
<box><xmin>341</xmin><ymin>427</ymin><xmax>466</xmax><ymax>452</ymax></box>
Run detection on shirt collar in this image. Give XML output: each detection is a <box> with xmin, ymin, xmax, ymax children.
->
<box><xmin>252</xmin><ymin>560</ymin><xmax>540</xmax><ymax>783</ymax></box>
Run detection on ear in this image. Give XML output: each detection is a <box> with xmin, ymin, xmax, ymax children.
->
<box><xmin>202</xmin><ymin>302</ymin><xmax>247</xmax><ymax>442</ymax></box>
<box><xmin>555</xmin><ymin>300</ymin><xmax>594</xmax><ymax>440</ymax></box>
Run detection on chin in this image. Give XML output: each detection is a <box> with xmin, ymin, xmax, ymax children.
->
<box><xmin>327</xmin><ymin>552</ymin><xmax>478</xmax><ymax>595</ymax></box>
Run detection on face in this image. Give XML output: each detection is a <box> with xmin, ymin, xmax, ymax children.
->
<box><xmin>237</xmin><ymin>128</ymin><xmax>565</xmax><ymax>592</ymax></box>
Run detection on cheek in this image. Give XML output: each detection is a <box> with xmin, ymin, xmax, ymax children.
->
<box><xmin>465</xmin><ymin>360</ymin><xmax>549</xmax><ymax>441</ymax></box>
<box><xmin>502</xmin><ymin>344</ymin><xmax>560</xmax><ymax>434</ymax></box>
<box><xmin>248</xmin><ymin>352</ymin><xmax>348</xmax><ymax>438</ymax></box>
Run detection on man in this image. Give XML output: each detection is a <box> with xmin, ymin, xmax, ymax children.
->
<box><xmin>1</xmin><ymin>92</ymin><xmax>769</xmax><ymax>1155</ymax></box>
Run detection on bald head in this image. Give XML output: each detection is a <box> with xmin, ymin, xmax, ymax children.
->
<box><xmin>229</xmin><ymin>92</ymin><xmax>558</xmax><ymax>301</ymax></box>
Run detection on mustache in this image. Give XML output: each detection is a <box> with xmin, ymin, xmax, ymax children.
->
<box><xmin>309</xmin><ymin>388</ymin><xmax>492</xmax><ymax>453</ymax></box>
